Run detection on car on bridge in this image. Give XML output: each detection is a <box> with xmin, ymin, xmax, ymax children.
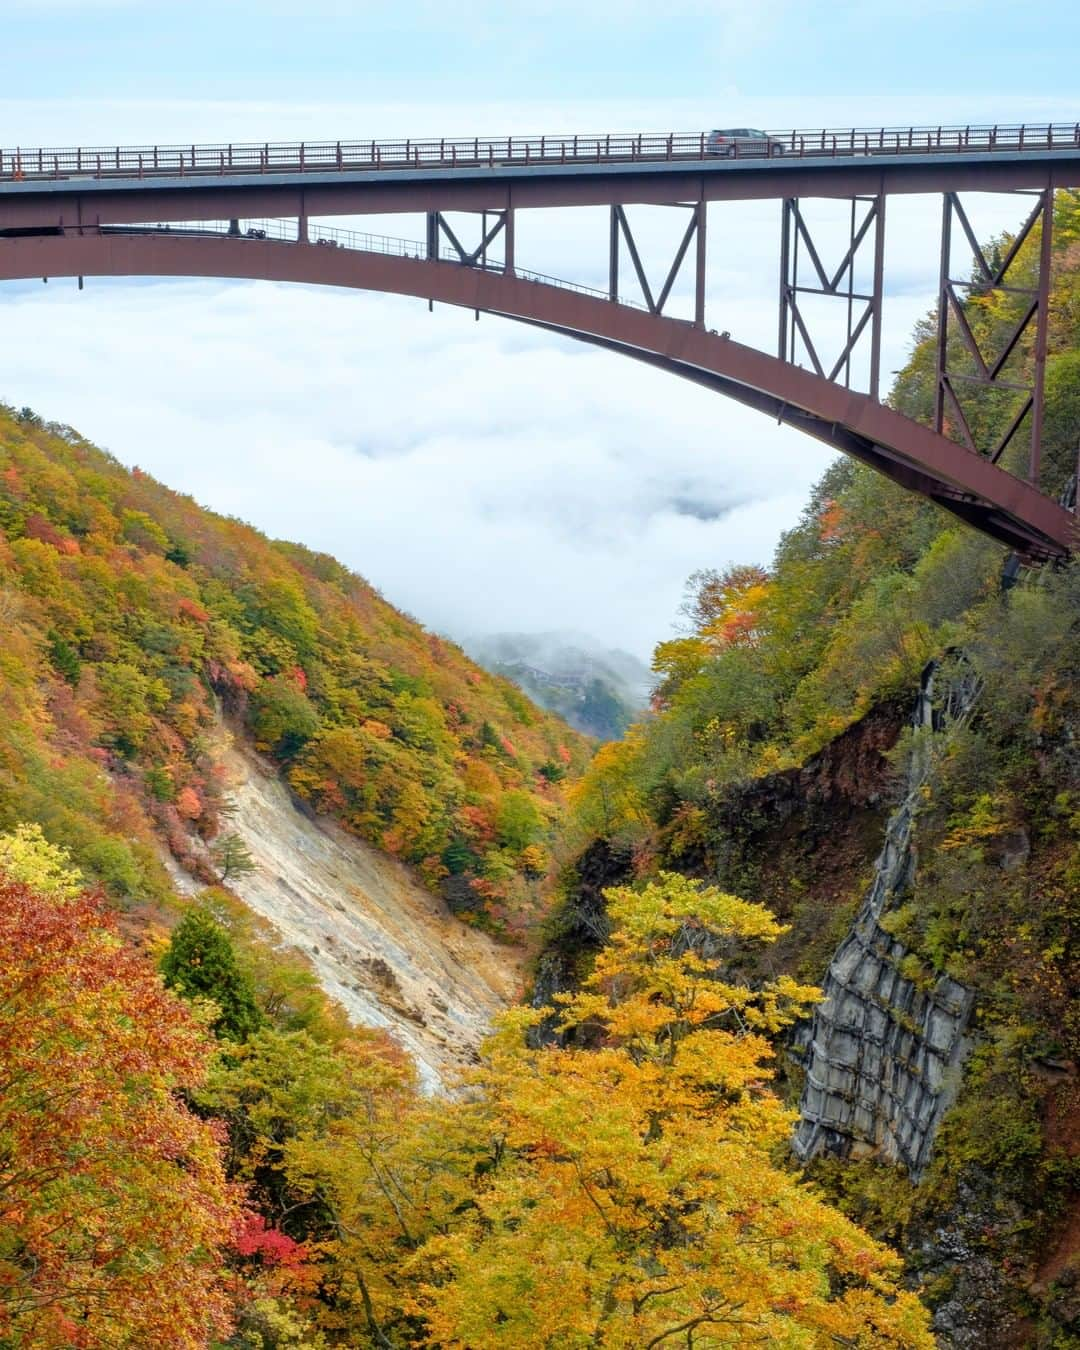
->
<box><xmin>706</xmin><ymin>128</ymin><xmax>786</xmax><ymax>156</ymax></box>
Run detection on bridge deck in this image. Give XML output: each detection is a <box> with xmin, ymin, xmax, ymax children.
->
<box><xmin>1</xmin><ymin>125</ymin><xmax>1079</xmax><ymax>219</ymax></box>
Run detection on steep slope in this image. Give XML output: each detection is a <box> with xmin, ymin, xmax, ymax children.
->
<box><xmin>167</xmin><ymin>720</ymin><xmax>522</xmax><ymax>1091</ymax></box>
<box><xmin>0</xmin><ymin>405</ymin><xmax>592</xmax><ymax>1080</ymax></box>
<box><xmin>0</xmin><ymin>406</ymin><xmax>590</xmax><ymax>938</ymax></box>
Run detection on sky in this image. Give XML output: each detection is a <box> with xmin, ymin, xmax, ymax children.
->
<box><xmin>0</xmin><ymin>2</ymin><xmax>1076</xmax><ymax>659</ymax></box>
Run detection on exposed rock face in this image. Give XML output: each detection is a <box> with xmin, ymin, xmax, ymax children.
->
<box><xmin>528</xmin><ymin>838</ymin><xmax>631</xmax><ymax>1047</ymax></box>
<box><xmin>694</xmin><ymin>699</ymin><xmax>907</xmax><ymax>975</ymax></box>
<box><xmin>793</xmin><ymin>660</ymin><xmax>979</xmax><ymax>1178</ymax></box>
<box><xmin>168</xmin><ymin>724</ymin><xmax>523</xmax><ymax>1093</ymax></box>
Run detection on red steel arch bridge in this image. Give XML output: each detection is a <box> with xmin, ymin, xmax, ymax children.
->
<box><xmin>1</xmin><ymin>124</ymin><xmax>1079</xmax><ymax>559</ymax></box>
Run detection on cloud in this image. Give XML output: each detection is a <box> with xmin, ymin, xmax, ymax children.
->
<box><xmin>0</xmin><ymin>275</ymin><xmax>837</xmax><ymax>657</ymax></box>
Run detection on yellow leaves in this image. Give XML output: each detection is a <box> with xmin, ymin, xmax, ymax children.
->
<box><xmin>603</xmin><ymin>871</ymin><xmax>788</xmax><ymax>948</ymax></box>
<box><xmin>398</xmin><ymin>873</ymin><xmax>934</xmax><ymax>1346</ymax></box>
<box><xmin>652</xmin><ymin>634</ymin><xmax>710</xmax><ymax>684</ymax></box>
<box><xmin>0</xmin><ymin>822</ymin><xmax>83</xmax><ymax>899</ymax></box>
<box><xmin>518</xmin><ymin>842</ymin><xmax>547</xmax><ymax>876</ymax></box>
<box><xmin>230</xmin><ymin>872</ymin><xmax>935</xmax><ymax>1347</ymax></box>
<box><xmin>940</xmin><ymin>792</ymin><xmax>1011</xmax><ymax>853</ymax></box>
<box><xmin>565</xmin><ymin>730</ymin><xmax>650</xmax><ymax>837</ymax></box>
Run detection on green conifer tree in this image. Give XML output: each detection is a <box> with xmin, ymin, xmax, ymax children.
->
<box><xmin>160</xmin><ymin>907</ymin><xmax>264</xmax><ymax>1042</ymax></box>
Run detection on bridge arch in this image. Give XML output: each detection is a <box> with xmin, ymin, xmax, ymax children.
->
<box><xmin>0</xmin><ymin>229</ymin><xmax>1074</xmax><ymax>559</ymax></box>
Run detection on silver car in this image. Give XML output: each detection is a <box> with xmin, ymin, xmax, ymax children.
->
<box><xmin>706</xmin><ymin>128</ymin><xmax>786</xmax><ymax>156</ymax></box>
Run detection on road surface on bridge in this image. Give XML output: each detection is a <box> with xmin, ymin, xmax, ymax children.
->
<box><xmin>2</xmin><ymin>125</ymin><xmax>1080</xmax><ymax>225</ymax></box>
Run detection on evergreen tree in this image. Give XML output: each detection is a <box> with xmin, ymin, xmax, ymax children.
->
<box><xmin>211</xmin><ymin>831</ymin><xmax>257</xmax><ymax>884</ymax></box>
<box><xmin>161</xmin><ymin>907</ymin><xmax>264</xmax><ymax>1041</ymax></box>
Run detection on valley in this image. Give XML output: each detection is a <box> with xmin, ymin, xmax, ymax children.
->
<box><xmin>0</xmin><ymin>145</ymin><xmax>1077</xmax><ymax>1349</ymax></box>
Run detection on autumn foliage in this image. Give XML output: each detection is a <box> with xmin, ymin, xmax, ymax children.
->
<box><xmin>0</xmin><ymin>406</ymin><xmax>590</xmax><ymax>931</ymax></box>
<box><xmin>0</xmin><ymin>875</ymin><xmax>243</xmax><ymax>1347</ymax></box>
<box><xmin>242</xmin><ymin>874</ymin><xmax>933</xmax><ymax>1346</ymax></box>
<box><xmin>410</xmin><ymin>874</ymin><xmax>933</xmax><ymax>1347</ymax></box>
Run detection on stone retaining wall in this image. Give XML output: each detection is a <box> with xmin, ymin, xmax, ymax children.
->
<box><xmin>793</xmin><ymin>660</ymin><xmax>978</xmax><ymax>1179</ymax></box>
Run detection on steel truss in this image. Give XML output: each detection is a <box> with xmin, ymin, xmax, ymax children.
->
<box><xmin>934</xmin><ymin>188</ymin><xmax>1053</xmax><ymax>485</ymax></box>
<box><xmin>608</xmin><ymin>204</ymin><xmax>706</xmax><ymax>323</ymax></box>
<box><xmin>779</xmin><ymin>195</ymin><xmax>885</xmax><ymax>398</ymax></box>
<box><xmin>426</xmin><ymin>209</ymin><xmax>512</xmax><ymax>271</ymax></box>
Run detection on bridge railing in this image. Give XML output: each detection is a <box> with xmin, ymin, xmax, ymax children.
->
<box><xmin>106</xmin><ymin>218</ymin><xmax>646</xmax><ymax>310</ymax></box>
<box><xmin>4</xmin><ymin>124</ymin><xmax>1080</xmax><ymax>181</ymax></box>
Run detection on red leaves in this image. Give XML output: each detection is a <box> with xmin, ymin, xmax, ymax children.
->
<box><xmin>0</xmin><ymin>877</ymin><xmax>243</xmax><ymax>1347</ymax></box>
<box><xmin>24</xmin><ymin>513</ymin><xmax>78</xmax><ymax>553</ymax></box>
<box><xmin>233</xmin><ymin>1214</ymin><xmax>308</xmax><ymax>1268</ymax></box>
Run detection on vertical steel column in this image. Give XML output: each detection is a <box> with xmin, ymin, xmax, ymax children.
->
<box><xmin>869</xmin><ymin>194</ymin><xmax>886</xmax><ymax>401</ymax></box>
<box><xmin>609</xmin><ymin>206</ymin><xmax>619</xmax><ymax>302</ymax></box>
<box><xmin>694</xmin><ymin>199</ymin><xmax>706</xmax><ymax>327</ymax></box>
<box><xmin>934</xmin><ymin>194</ymin><xmax>952</xmax><ymax>435</ymax></box>
<box><xmin>1029</xmin><ymin>186</ymin><xmax>1053</xmax><ymax>486</ymax></box>
<box><xmin>426</xmin><ymin>212</ymin><xmax>439</xmax><ymax>261</ymax></box>
<box><xmin>503</xmin><ymin>206</ymin><xmax>515</xmax><ymax>275</ymax></box>
<box><xmin>778</xmin><ymin>198</ymin><xmax>792</xmax><ymax>362</ymax></box>
<box><xmin>844</xmin><ymin>197</ymin><xmax>856</xmax><ymax>388</ymax></box>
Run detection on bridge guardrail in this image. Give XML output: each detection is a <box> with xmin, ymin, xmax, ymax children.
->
<box><xmin>3</xmin><ymin>124</ymin><xmax>1080</xmax><ymax>182</ymax></box>
<box><xmin>105</xmin><ymin>218</ymin><xmax>646</xmax><ymax>311</ymax></box>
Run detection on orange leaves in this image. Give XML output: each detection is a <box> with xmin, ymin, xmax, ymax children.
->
<box><xmin>177</xmin><ymin>595</ymin><xmax>210</xmax><ymax>624</ymax></box>
<box><xmin>697</xmin><ymin>566</ymin><xmax>771</xmax><ymax>652</ymax></box>
<box><xmin>459</xmin><ymin>802</ymin><xmax>497</xmax><ymax>847</ymax></box>
<box><xmin>0</xmin><ymin>876</ymin><xmax>243</xmax><ymax>1347</ymax></box>
<box><xmin>818</xmin><ymin>496</ymin><xmax>846</xmax><ymax>543</ymax></box>
<box><xmin>175</xmin><ymin>785</ymin><xmax>203</xmax><ymax>820</ymax></box>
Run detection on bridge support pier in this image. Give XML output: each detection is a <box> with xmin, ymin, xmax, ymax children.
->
<box><xmin>778</xmin><ymin>194</ymin><xmax>885</xmax><ymax>398</ymax></box>
<box><xmin>934</xmin><ymin>185</ymin><xmax>1054</xmax><ymax>487</ymax></box>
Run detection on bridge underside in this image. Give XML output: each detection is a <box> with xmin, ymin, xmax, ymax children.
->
<box><xmin>1</xmin><ymin>231</ymin><xmax>1074</xmax><ymax>559</ymax></box>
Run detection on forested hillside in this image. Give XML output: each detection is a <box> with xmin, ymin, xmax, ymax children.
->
<box><xmin>0</xmin><ymin>382</ymin><xmax>937</xmax><ymax>1348</ymax></box>
<box><xmin>548</xmin><ymin>190</ymin><xmax>1080</xmax><ymax>1344</ymax></box>
<box><xmin>0</xmin><ymin>195</ymin><xmax>1077</xmax><ymax>1347</ymax></box>
<box><xmin>0</xmin><ymin>826</ymin><xmax>934</xmax><ymax>1347</ymax></box>
<box><xmin>0</xmin><ymin>410</ymin><xmax>590</xmax><ymax>933</ymax></box>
